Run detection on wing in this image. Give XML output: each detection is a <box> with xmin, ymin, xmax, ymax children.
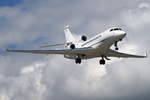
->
<box><xmin>107</xmin><ymin>49</ymin><xmax>147</xmax><ymax>58</ymax></box>
<box><xmin>6</xmin><ymin>47</ymin><xmax>94</xmax><ymax>55</ymax></box>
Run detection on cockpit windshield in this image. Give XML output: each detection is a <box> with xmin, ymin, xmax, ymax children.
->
<box><xmin>110</xmin><ymin>27</ymin><xmax>122</xmax><ymax>32</ymax></box>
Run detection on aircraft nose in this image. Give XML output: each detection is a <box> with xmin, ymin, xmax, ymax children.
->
<box><xmin>122</xmin><ymin>32</ymin><xmax>126</xmax><ymax>37</ymax></box>
<box><xmin>117</xmin><ymin>31</ymin><xmax>126</xmax><ymax>37</ymax></box>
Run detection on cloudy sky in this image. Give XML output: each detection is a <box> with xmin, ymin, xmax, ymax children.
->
<box><xmin>0</xmin><ymin>0</ymin><xmax>150</xmax><ymax>100</ymax></box>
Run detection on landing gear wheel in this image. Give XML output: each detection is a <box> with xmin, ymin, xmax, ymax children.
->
<box><xmin>115</xmin><ymin>47</ymin><xmax>118</xmax><ymax>50</ymax></box>
<box><xmin>119</xmin><ymin>39</ymin><xmax>122</xmax><ymax>41</ymax></box>
<box><xmin>75</xmin><ymin>58</ymin><xmax>81</xmax><ymax>64</ymax></box>
<box><xmin>99</xmin><ymin>59</ymin><xmax>105</xmax><ymax>65</ymax></box>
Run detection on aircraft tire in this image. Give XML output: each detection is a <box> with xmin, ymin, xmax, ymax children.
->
<box><xmin>75</xmin><ymin>58</ymin><xmax>81</xmax><ymax>64</ymax></box>
<box><xmin>99</xmin><ymin>59</ymin><xmax>105</xmax><ymax>65</ymax></box>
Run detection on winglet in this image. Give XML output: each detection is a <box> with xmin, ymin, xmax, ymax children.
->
<box><xmin>6</xmin><ymin>48</ymin><xmax>13</xmax><ymax>52</ymax></box>
<box><xmin>145</xmin><ymin>52</ymin><xmax>148</xmax><ymax>58</ymax></box>
<box><xmin>6</xmin><ymin>49</ymin><xmax>10</xmax><ymax>52</ymax></box>
<box><xmin>64</xmin><ymin>25</ymin><xmax>70</xmax><ymax>29</ymax></box>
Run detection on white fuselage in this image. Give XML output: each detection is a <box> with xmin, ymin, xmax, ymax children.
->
<box><xmin>65</xmin><ymin>28</ymin><xmax>126</xmax><ymax>59</ymax></box>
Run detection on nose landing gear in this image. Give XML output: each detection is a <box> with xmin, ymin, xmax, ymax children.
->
<box><xmin>115</xmin><ymin>41</ymin><xmax>119</xmax><ymax>50</ymax></box>
<box><xmin>114</xmin><ymin>38</ymin><xmax>123</xmax><ymax>50</ymax></box>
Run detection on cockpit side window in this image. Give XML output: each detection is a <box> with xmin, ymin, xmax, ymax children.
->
<box><xmin>110</xmin><ymin>28</ymin><xmax>122</xmax><ymax>32</ymax></box>
<box><xmin>110</xmin><ymin>29</ymin><xmax>113</xmax><ymax>32</ymax></box>
<box><xmin>114</xmin><ymin>28</ymin><xmax>119</xmax><ymax>30</ymax></box>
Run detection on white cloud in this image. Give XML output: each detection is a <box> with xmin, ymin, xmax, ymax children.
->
<box><xmin>63</xmin><ymin>59</ymin><xmax>107</xmax><ymax>97</ymax></box>
<box><xmin>0</xmin><ymin>59</ymin><xmax>48</xmax><ymax>100</ymax></box>
<box><xmin>121</xmin><ymin>2</ymin><xmax>150</xmax><ymax>29</ymax></box>
<box><xmin>0</xmin><ymin>94</ymin><xmax>9</xmax><ymax>100</ymax></box>
<box><xmin>139</xmin><ymin>2</ymin><xmax>149</xmax><ymax>9</ymax></box>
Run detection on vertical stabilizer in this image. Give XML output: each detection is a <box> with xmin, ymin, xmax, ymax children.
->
<box><xmin>64</xmin><ymin>25</ymin><xmax>75</xmax><ymax>43</ymax></box>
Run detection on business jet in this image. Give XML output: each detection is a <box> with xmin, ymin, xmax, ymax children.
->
<box><xmin>6</xmin><ymin>26</ymin><xmax>147</xmax><ymax>65</ymax></box>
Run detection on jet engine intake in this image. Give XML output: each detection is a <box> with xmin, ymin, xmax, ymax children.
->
<box><xmin>70</xmin><ymin>44</ymin><xmax>75</xmax><ymax>49</ymax></box>
<box><xmin>81</xmin><ymin>35</ymin><xmax>87</xmax><ymax>41</ymax></box>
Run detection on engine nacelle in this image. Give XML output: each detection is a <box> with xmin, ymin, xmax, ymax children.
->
<box><xmin>81</xmin><ymin>35</ymin><xmax>87</xmax><ymax>41</ymax></box>
<box><xmin>70</xmin><ymin>44</ymin><xmax>75</xmax><ymax>49</ymax></box>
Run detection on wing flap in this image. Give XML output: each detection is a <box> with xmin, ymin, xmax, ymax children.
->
<box><xmin>107</xmin><ymin>49</ymin><xmax>147</xmax><ymax>58</ymax></box>
<box><xmin>40</xmin><ymin>42</ymin><xmax>72</xmax><ymax>48</ymax></box>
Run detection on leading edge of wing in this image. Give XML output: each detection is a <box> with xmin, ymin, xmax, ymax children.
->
<box><xmin>107</xmin><ymin>49</ymin><xmax>148</xmax><ymax>58</ymax></box>
<box><xmin>6</xmin><ymin>47</ymin><xmax>94</xmax><ymax>55</ymax></box>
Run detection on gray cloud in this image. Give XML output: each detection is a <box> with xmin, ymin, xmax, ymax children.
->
<box><xmin>0</xmin><ymin>0</ymin><xmax>150</xmax><ymax>100</ymax></box>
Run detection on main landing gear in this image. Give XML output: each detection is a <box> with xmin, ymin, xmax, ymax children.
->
<box><xmin>75</xmin><ymin>56</ymin><xmax>110</xmax><ymax>65</ymax></box>
<box><xmin>75</xmin><ymin>57</ymin><xmax>81</xmax><ymax>64</ymax></box>
<box><xmin>99</xmin><ymin>56</ymin><xmax>110</xmax><ymax>65</ymax></box>
<box><xmin>99</xmin><ymin>58</ymin><xmax>105</xmax><ymax>65</ymax></box>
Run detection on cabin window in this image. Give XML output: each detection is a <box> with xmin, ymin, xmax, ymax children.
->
<box><xmin>110</xmin><ymin>29</ymin><xmax>113</xmax><ymax>31</ymax></box>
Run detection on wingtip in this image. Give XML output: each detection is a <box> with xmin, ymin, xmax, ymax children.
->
<box><xmin>64</xmin><ymin>25</ymin><xmax>70</xmax><ymax>29</ymax></box>
<box><xmin>145</xmin><ymin>52</ymin><xmax>148</xmax><ymax>58</ymax></box>
<box><xmin>6</xmin><ymin>48</ymin><xmax>11</xmax><ymax>52</ymax></box>
<box><xmin>6</xmin><ymin>48</ymin><xmax>9</xmax><ymax>51</ymax></box>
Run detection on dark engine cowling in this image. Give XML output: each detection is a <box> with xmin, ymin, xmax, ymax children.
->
<box><xmin>81</xmin><ymin>35</ymin><xmax>87</xmax><ymax>41</ymax></box>
<box><xmin>70</xmin><ymin>44</ymin><xmax>75</xmax><ymax>49</ymax></box>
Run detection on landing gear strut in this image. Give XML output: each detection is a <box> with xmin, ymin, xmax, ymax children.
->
<box><xmin>115</xmin><ymin>41</ymin><xmax>119</xmax><ymax>50</ymax></box>
<box><xmin>99</xmin><ymin>56</ymin><xmax>111</xmax><ymax>65</ymax></box>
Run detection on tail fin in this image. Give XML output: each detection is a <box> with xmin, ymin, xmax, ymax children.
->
<box><xmin>64</xmin><ymin>25</ymin><xmax>75</xmax><ymax>43</ymax></box>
